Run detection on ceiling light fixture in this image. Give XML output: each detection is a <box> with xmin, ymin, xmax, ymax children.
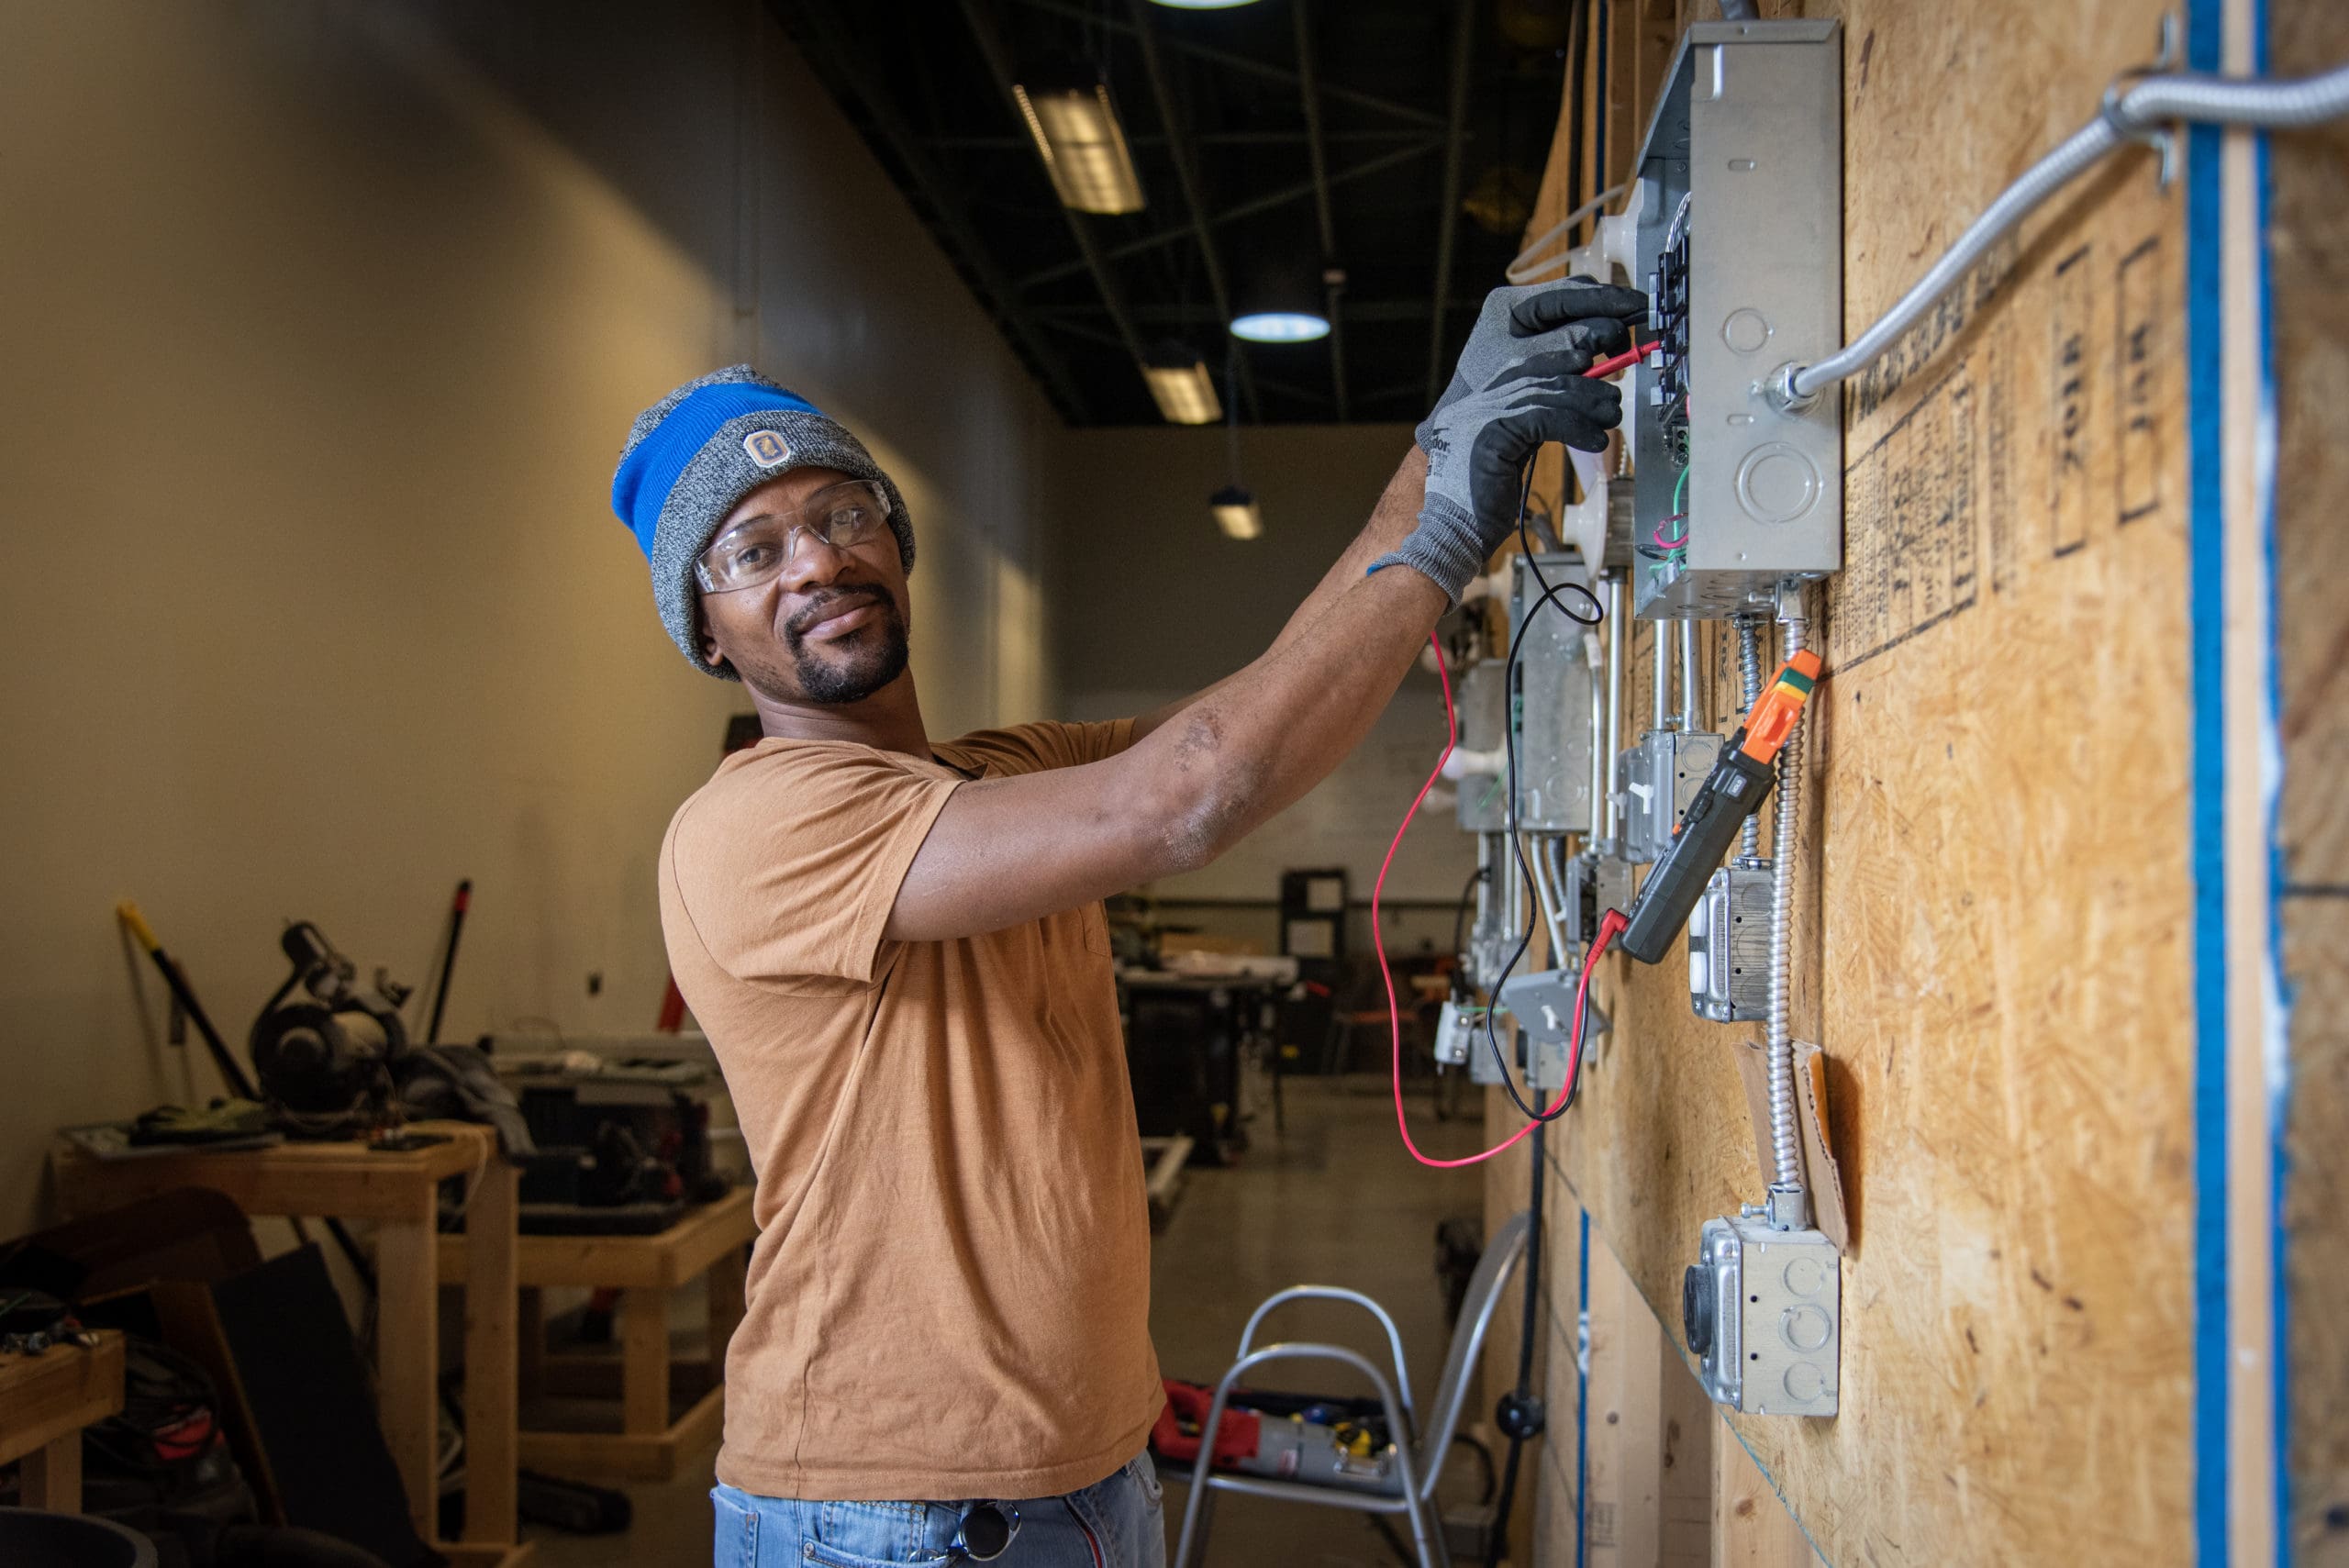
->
<box><xmin>1012</xmin><ymin>66</ymin><xmax>1146</xmax><ymax>215</ymax></box>
<box><xmin>1210</xmin><ymin>484</ymin><xmax>1264</xmax><ymax>539</ymax></box>
<box><xmin>1141</xmin><ymin>340</ymin><xmax>1222</xmax><ymax>425</ymax></box>
<box><xmin>1210</xmin><ymin>341</ymin><xmax>1261</xmax><ymax>539</ymax></box>
<box><xmin>1150</xmin><ymin>0</ymin><xmax>1264</xmax><ymax>8</ymax></box>
<box><xmin>1230</xmin><ymin>255</ymin><xmax>1330</xmax><ymax>342</ymax></box>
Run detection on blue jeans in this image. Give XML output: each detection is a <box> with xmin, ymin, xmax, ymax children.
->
<box><xmin>711</xmin><ymin>1451</ymin><xmax>1165</xmax><ymax>1568</ymax></box>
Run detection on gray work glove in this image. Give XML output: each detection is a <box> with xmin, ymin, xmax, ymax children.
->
<box><xmin>1419</xmin><ymin>275</ymin><xmax>1650</xmax><ymax>448</ymax></box>
<box><xmin>1373</xmin><ymin>362</ymin><xmax>1625</xmax><ymax>602</ymax></box>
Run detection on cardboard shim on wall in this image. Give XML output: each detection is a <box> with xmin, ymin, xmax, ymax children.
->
<box><xmin>1733</xmin><ymin>1039</ymin><xmax>1850</xmax><ymax>1251</ymax></box>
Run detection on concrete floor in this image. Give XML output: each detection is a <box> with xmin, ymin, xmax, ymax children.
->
<box><xmin>518</xmin><ymin>1073</ymin><xmax>1488</xmax><ymax>1568</ymax></box>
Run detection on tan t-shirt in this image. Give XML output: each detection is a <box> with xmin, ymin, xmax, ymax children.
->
<box><xmin>657</xmin><ymin>718</ymin><xmax>1163</xmax><ymax>1502</ymax></box>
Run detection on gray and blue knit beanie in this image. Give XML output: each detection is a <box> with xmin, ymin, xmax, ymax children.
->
<box><xmin>610</xmin><ymin>366</ymin><xmax>915</xmax><ymax>678</ymax></box>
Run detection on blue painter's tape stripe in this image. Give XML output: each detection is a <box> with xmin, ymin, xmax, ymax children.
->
<box><xmin>1575</xmin><ymin>1207</ymin><xmax>1590</xmax><ymax>1568</ymax></box>
<box><xmin>2185</xmin><ymin>1</ymin><xmax>2230</xmax><ymax>1562</ymax></box>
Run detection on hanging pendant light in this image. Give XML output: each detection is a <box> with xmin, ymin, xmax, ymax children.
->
<box><xmin>1210</xmin><ymin>342</ymin><xmax>1261</xmax><ymax>539</ymax></box>
<box><xmin>1210</xmin><ymin>484</ymin><xmax>1263</xmax><ymax>539</ymax></box>
<box><xmin>1230</xmin><ymin>253</ymin><xmax>1331</xmax><ymax>342</ymax></box>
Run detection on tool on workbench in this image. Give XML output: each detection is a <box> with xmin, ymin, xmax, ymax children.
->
<box><xmin>114</xmin><ymin>902</ymin><xmax>381</xmax><ymax>1293</ymax></box>
<box><xmin>250</xmin><ymin>920</ymin><xmax>416</xmax><ymax>1140</ymax></box>
<box><xmin>1617</xmin><ymin>650</ymin><xmax>1823</xmax><ymax>964</ymax></box>
<box><xmin>117</xmin><ymin>901</ymin><xmax>262</xmax><ymax>1103</ymax></box>
<box><xmin>422</xmin><ymin>877</ymin><xmax>472</xmax><ymax>1045</ymax></box>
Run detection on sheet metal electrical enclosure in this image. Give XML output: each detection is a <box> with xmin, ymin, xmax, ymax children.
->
<box><xmin>1616</xmin><ymin>729</ymin><xmax>1723</xmax><ymax>863</ymax></box>
<box><xmin>1454</xmin><ymin>662</ymin><xmax>1508</xmax><ymax>832</ymax></box>
<box><xmin>1509</xmin><ymin>555</ymin><xmax>1596</xmax><ymax>834</ymax></box>
<box><xmin>1631</xmin><ymin>21</ymin><xmax>1843</xmax><ymax>620</ymax></box>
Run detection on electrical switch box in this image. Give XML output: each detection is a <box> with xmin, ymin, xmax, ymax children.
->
<box><xmin>1455</xmin><ymin>662</ymin><xmax>1508</xmax><ymax>833</ymax></box>
<box><xmin>1559</xmin><ymin>850</ymin><xmax>1602</xmax><ymax>952</ymax></box>
<box><xmin>1432</xmin><ymin>1000</ymin><xmax>1473</xmax><ymax>1067</ymax></box>
<box><xmin>1689</xmin><ymin>859</ymin><xmax>1773</xmax><ymax>1021</ymax></box>
<box><xmin>1629</xmin><ymin>20</ymin><xmax>1843</xmax><ymax>620</ymax></box>
<box><xmin>1510</xmin><ymin>554</ymin><xmax>1597</xmax><ymax>834</ymax></box>
<box><xmin>1684</xmin><ymin>1214</ymin><xmax>1840</xmax><ymax>1417</ymax></box>
<box><xmin>1489</xmin><ymin>969</ymin><xmax>1608</xmax><ymax>1096</ymax></box>
<box><xmin>1617</xmin><ymin>728</ymin><xmax>1723</xmax><ymax>864</ymax></box>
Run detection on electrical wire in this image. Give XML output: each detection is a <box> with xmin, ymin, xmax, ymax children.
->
<box><xmin>1477</xmin><ymin>479</ymin><xmax>1608</xmax><ymax>1123</ymax></box>
<box><xmin>1787</xmin><ymin>61</ymin><xmax>2349</xmax><ymax>401</ymax></box>
<box><xmin>1379</xmin><ymin>632</ymin><xmax>1619</xmax><ymax>1169</ymax></box>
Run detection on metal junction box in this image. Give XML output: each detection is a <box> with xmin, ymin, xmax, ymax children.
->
<box><xmin>1617</xmin><ymin>728</ymin><xmax>1723</xmax><ymax>864</ymax></box>
<box><xmin>1631</xmin><ymin>20</ymin><xmax>1843</xmax><ymax>620</ymax></box>
<box><xmin>1510</xmin><ymin>554</ymin><xmax>1597</xmax><ymax>834</ymax></box>
<box><xmin>1454</xmin><ymin>661</ymin><xmax>1508</xmax><ymax>833</ymax></box>
<box><xmin>1688</xmin><ymin>859</ymin><xmax>1773</xmax><ymax>1021</ymax></box>
<box><xmin>1684</xmin><ymin>1213</ymin><xmax>1841</xmax><ymax>1417</ymax></box>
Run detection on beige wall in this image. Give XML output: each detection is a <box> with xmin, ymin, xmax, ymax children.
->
<box><xmin>0</xmin><ymin>1</ymin><xmax>1059</xmax><ymax>1233</ymax></box>
<box><xmin>1050</xmin><ymin>423</ymin><xmax>1478</xmax><ymax>955</ymax></box>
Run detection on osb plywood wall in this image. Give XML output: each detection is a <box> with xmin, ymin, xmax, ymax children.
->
<box><xmin>1472</xmin><ymin>0</ymin><xmax>2345</xmax><ymax>1562</ymax></box>
<box><xmin>2273</xmin><ymin>3</ymin><xmax>2346</xmax><ymax>1560</ymax></box>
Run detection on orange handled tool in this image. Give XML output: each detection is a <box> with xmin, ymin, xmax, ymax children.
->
<box><xmin>1617</xmin><ymin>649</ymin><xmax>1825</xmax><ymax>963</ymax></box>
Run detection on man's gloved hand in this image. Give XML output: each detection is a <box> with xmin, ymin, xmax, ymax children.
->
<box><xmin>1372</xmin><ymin>278</ymin><xmax>1647</xmax><ymax>605</ymax></box>
<box><xmin>1419</xmin><ymin>275</ymin><xmax>1650</xmax><ymax>444</ymax></box>
<box><xmin>1375</xmin><ymin>364</ymin><xmax>1623</xmax><ymax>602</ymax></box>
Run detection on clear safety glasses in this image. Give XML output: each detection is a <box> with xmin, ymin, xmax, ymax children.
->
<box><xmin>694</xmin><ymin>480</ymin><xmax>892</xmax><ymax>594</ymax></box>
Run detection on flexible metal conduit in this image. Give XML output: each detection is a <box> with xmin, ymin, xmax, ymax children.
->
<box><xmin>1783</xmin><ymin>63</ymin><xmax>2349</xmax><ymax>403</ymax></box>
<box><xmin>1734</xmin><ymin>617</ymin><xmax>1765</xmax><ymax>860</ymax></box>
<box><xmin>1603</xmin><ymin>577</ymin><xmax>1625</xmax><ymax>847</ymax></box>
<box><xmin>1766</xmin><ymin>603</ymin><xmax>1808</xmax><ymax>1199</ymax></box>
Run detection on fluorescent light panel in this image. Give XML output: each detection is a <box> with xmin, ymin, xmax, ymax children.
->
<box><xmin>1013</xmin><ymin>83</ymin><xmax>1145</xmax><ymax>215</ymax></box>
<box><xmin>1143</xmin><ymin>361</ymin><xmax>1221</xmax><ymax>424</ymax></box>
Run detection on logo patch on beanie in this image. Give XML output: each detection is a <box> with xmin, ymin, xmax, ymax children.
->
<box><xmin>743</xmin><ymin>429</ymin><xmax>792</xmax><ymax>468</ymax></box>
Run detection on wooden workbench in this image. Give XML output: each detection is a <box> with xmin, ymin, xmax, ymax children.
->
<box><xmin>438</xmin><ymin>1185</ymin><xmax>753</xmax><ymax>1482</ymax></box>
<box><xmin>50</xmin><ymin>1124</ymin><xmax>521</xmax><ymax>1566</ymax></box>
<box><xmin>0</xmin><ymin>1331</ymin><xmax>126</xmax><ymax>1512</ymax></box>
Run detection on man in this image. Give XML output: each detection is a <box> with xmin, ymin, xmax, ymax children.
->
<box><xmin>610</xmin><ymin>275</ymin><xmax>1643</xmax><ymax>1567</ymax></box>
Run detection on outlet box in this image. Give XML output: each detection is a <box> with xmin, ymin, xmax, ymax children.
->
<box><xmin>1630</xmin><ymin>20</ymin><xmax>1843</xmax><ymax>620</ymax></box>
<box><xmin>1684</xmin><ymin>1213</ymin><xmax>1841</xmax><ymax>1417</ymax></box>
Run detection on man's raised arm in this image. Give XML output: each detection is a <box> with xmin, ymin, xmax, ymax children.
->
<box><xmin>881</xmin><ymin>279</ymin><xmax>1644</xmax><ymax>945</ymax></box>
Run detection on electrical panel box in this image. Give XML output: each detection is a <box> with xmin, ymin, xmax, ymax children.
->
<box><xmin>1454</xmin><ymin>662</ymin><xmax>1508</xmax><ymax>832</ymax></box>
<box><xmin>1510</xmin><ymin>554</ymin><xmax>1596</xmax><ymax>834</ymax></box>
<box><xmin>1689</xmin><ymin>859</ymin><xmax>1773</xmax><ymax>1021</ymax></box>
<box><xmin>1684</xmin><ymin>1214</ymin><xmax>1840</xmax><ymax>1417</ymax></box>
<box><xmin>1630</xmin><ymin>20</ymin><xmax>1843</xmax><ymax>620</ymax></box>
<box><xmin>1617</xmin><ymin>728</ymin><xmax>1723</xmax><ymax>864</ymax></box>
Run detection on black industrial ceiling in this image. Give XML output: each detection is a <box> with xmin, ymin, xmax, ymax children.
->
<box><xmin>774</xmin><ymin>0</ymin><xmax>1575</xmax><ymax>426</ymax></box>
